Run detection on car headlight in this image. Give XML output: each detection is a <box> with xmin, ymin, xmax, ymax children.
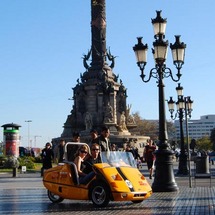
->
<box><xmin>125</xmin><ymin>180</ymin><xmax>133</xmax><ymax>189</ymax></box>
<box><xmin>111</xmin><ymin>173</ymin><xmax>123</xmax><ymax>180</ymax></box>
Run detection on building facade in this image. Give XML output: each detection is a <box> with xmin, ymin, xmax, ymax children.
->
<box><xmin>174</xmin><ymin>114</ymin><xmax>215</xmax><ymax>141</ymax></box>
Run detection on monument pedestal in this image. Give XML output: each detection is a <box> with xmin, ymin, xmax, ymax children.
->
<box><xmin>116</xmin><ymin>131</ymin><xmax>131</xmax><ymax>136</ymax></box>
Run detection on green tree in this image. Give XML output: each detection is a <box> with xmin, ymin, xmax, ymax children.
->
<box><xmin>4</xmin><ymin>156</ymin><xmax>19</xmax><ymax>168</ymax></box>
<box><xmin>132</xmin><ymin>112</ymin><xmax>144</xmax><ymax>132</ymax></box>
<box><xmin>196</xmin><ymin>136</ymin><xmax>212</xmax><ymax>151</ymax></box>
<box><xmin>131</xmin><ymin>112</ymin><xmax>158</xmax><ymax>139</ymax></box>
<box><xmin>131</xmin><ymin>112</ymin><xmax>176</xmax><ymax>142</ymax></box>
<box><xmin>18</xmin><ymin>156</ymin><xmax>35</xmax><ymax>169</ymax></box>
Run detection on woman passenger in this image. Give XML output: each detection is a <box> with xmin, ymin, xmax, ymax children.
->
<box><xmin>74</xmin><ymin>145</ymin><xmax>95</xmax><ymax>184</ymax></box>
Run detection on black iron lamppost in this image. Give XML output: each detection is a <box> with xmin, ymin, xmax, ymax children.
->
<box><xmin>167</xmin><ymin>83</ymin><xmax>193</xmax><ymax>175</ymax></box>
<box><xmin>133</xmin><ymin>10</ymin><xmax>186</xmax><ymax>192</ymax></box>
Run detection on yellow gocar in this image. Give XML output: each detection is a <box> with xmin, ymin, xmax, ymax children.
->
<box><xmin>43</xmin><ymin>142</ymin><xmax>152</xmax><ymax>207</ymax></box>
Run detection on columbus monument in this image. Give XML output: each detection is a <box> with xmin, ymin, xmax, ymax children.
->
<box><xmin>57</xmin><ymin>0</ymin><xmax>148</xmax><ymax>148</ymax></box>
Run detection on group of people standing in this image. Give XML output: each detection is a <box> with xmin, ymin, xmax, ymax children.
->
<box><xmin>41</xmin><ymin>127</ymin><xmax>157</xmax><ymax>181</ymax></box>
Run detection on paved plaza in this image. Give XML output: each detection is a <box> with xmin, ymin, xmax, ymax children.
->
<box><xmin>0</xmin><ymin>162</ymin><xmax>215</xmax><ymax>215</ymax></box>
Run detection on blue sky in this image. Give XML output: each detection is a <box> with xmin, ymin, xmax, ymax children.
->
<box><xmin>0</xmin><ymin>0</ymin><xmax>214</xmax><ymax>148</ymax></box>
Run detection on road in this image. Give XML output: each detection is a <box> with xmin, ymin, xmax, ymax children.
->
<box><xmin>0</xmin><ymin>161</ymin><xmax>214</xmax><ymax>214</ymax></box>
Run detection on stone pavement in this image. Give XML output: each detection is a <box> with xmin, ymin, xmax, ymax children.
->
<box><xmin>0</xmin><ymin>162</ymin><xmax>215</xmax><ymax>215</ymax></box>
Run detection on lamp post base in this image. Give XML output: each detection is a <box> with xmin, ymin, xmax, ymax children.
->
<box><xmin>12</xmin><ymin>167</ymin><xmax>17</xmax><ymax>177</ymax></box>
<box><xmin>177</xmin><ymin>153</ymin><xmax>188</xmax><ymax>175</ymax></box>
<box><xmin>152</xmin><ymin>149</ymin><xmax>179</xmax><ymax>192</ymax></box>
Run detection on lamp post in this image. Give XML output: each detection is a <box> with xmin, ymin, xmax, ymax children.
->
<box><xmin>34</xmin><ymin>135</ymin><xmax>42</xmax><ymax>147</ymax></box>
<box><xmin>167</xmin><ymin>83</ymin><xmax>193</xmax><ymax>175</ymax></box>
<box><xmin>133</xmin><ymin>10</ymin><xmax>186</xmax><ymax>192</ymax></box>
<box><xmin>25</xmin><ymin>120</ymin><xmax>32</xmax><ymax>149</ymax></box>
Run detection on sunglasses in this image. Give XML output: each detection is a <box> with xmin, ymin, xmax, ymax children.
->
<box><xmin>80</xmin><ymin>150</ymin><xmax>87</xmax><ymax>154</ymax></box>
<box><xmin>92</xmin><ymin>148</ymin><xmax>99</xmax><ymax>151</ymax></box>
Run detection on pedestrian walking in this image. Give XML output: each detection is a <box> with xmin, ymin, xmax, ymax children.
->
<box><xmin>143</xmin><ymin>139</ymin><xmax>156</xmax><ymax>179</ymax></box>
<box><xmin>41</xmin><ymin>142</ymin><xmax>54</xmax><ymax>176</ymax></box>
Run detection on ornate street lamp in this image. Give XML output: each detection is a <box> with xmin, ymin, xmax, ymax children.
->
<box><xmin>168</xmin><ymin>83</ymin><xmax>193</xmax><ymax>175</ymax></box>
<box><xmin>133</xmin><ymin>10</ymin><xmax>186</xmax><ymax>192</ymax></box>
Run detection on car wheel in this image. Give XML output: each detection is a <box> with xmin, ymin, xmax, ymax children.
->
<box><xmin>47</xmin><ymin>190</ymin><xmax>64</xmax><ymax>203</ymax></box>
<box><xmin>132</xmin><ymin>200</ymin><xmax>143</xmax><ymax>204</ymax></box>
<box><xmin>91</xmin><ymin>182</ymin><xmax>110</xmax><ymax>207</ymax></box>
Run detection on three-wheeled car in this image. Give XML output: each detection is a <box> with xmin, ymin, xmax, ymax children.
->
<box><xmin>43</xmin><ymin>142</ymin><xmax>152</xmax><ymax>207</ymax></box>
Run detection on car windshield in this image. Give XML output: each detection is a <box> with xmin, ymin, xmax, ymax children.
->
<box><xmin>100</xmin><ymin>151</ymin><xmax>137</xmax><ymax>168</ymax></box>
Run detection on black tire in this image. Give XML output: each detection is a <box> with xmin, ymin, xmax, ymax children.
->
<box><xmin>90</xmin><ymin>182</ymin><xmax>110</xmax><ymax>207</ymax></box>
<box><xmin>132</xmin><ymin>200</ymin><xmax>143</xmax><ymax>204</ymax></box>
<box><xmin>47</xmin><ymin>190</ymin><xmax>64</xmax><ymax>203</ymax></box>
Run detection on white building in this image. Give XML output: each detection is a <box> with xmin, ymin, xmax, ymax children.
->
<box><xmin>174</xmin><ymin>114</ymin><xmax>215</xmax><ymax>141</ymax></box>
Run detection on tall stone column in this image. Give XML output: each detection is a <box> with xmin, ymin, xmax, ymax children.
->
<box><xmin>60</xmin><ymin>0</ymin><xmax>137</xmax><ymax>142</ymax></box>
<box><xmin>91</xmin><ymin>0</ymin><xmax>107</xmax><ymax>69</ymax></box>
